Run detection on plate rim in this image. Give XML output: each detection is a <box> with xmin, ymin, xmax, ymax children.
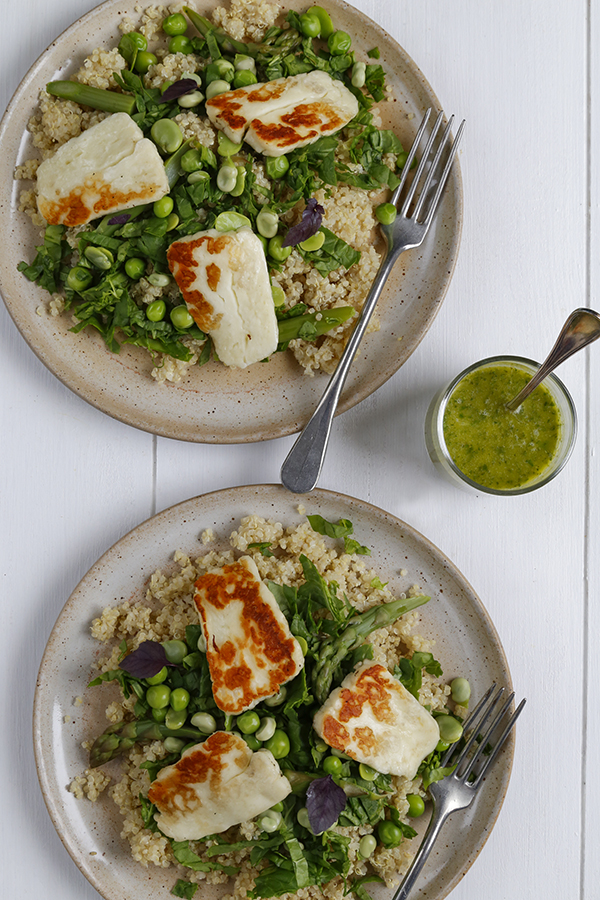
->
<box><xmin>0</xmin><ymin>0</ymin><xmax>463</xmax><ymax>444</ymax></box>
<box><xmin>33</xmin><ymin>484</ymin><xmax>514</xmax><ymax>900</ymax></box>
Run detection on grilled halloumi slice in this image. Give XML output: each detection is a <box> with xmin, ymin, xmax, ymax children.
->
<box><xmin>147</xmin><ymin>731</ymin><xmax>292</xmax><ymax>840</ymax></box>
<box><xmin>166</xmin><ymin>227</ymin><xmax>279</xmax><ymax>368</ymax></box>
<box><xmin>206</xmin><ymin>71</ymin><xmax>359</xmax><ymax>157</ymax></box>
<box><xmin>313</xmin><ymin>661</ymin><xmax>440</xmax><ymax>778</ymax></box>
<box><xmin>193</xmin><ymin>555</ymin><xmax>305</xmax><ymax>714</ymax></box>
<box><xmin>36</xmin><ymin>112</ymin><xmax>169</xmax><ymax>227</ymax></box>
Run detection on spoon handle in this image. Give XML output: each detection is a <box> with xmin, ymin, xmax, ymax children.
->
<box><xmin>505</xmin><ymin>307</ymin><xmax>600</xmax><ymax>411</ymax></box>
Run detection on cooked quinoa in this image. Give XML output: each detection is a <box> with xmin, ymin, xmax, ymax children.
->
<box><xmin>73</xmin><ymin>515</ymin><xmax>462</xmax><ymax>900</ymax></box>
<box><xmin>16</xmin><ymin>0</ymin><xmax>397</xmax><ymax>384</ymax></box>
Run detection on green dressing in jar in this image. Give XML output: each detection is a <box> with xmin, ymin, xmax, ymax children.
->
<box><xmin>442</xmin><ymin>365</ymin><xmax>562</xmax><ymax>490</ymax></box>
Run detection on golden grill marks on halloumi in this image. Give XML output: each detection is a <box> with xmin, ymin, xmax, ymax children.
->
<box><xmin>313</xmin><ymin>660</ymin><xmax>440</xmax><ymax>779</ymax></box>
<box><xmin>166</xmin><ymin>227</ymin><xmax>279</xmax><ymax>368</ymax></box>
<box><xmin>193</xmin><ymin>555</ymin><xmax>305</xmax><ymax>714</ymax></box>
<box><xmin>206</xmin><ymin>71</ymin><xmax>359</xmax><ymax>157</ymax></box>
<box><xmin>35</xmin><ymin>113</ymin><xmax>169</xmax><ymax>227</ymax></box>
<box><xmin>147</xmin><ymin>732</ymin><xmax>292</xmax><ymax>840</ymax></box>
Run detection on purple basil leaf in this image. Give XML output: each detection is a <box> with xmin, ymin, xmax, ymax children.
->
<box><xmin>306</xmin><ymin>775</ymin><xmax>347</xmax><ymax>834</ymax></box>
<box><xmin>119</xmin><ymin>641</ymin><xmax>172</xmax><ymax>679</ymax></box>
<box><xmin>161</xmin><ymin>78</ymin><xmax>199</xmax><ymax>103</ymax></box>
<box><xmin>282</xmin><ymin>198</ymin><xmax>324</xmax><ymax>247</ymax></box>
<box><xmin>108</xmin><ymin>212</ymin><xmax>131</xmax><ymax>225</ymax></box>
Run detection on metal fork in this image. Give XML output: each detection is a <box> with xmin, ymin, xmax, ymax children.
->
<box><xmin>392</xmin><ymin>684</ymin><xmax>526</xmax><ymax>900</ymax></box>
<box><xmin>280</xmin><ymin>109</ymin><xmax>465</xmax><ymax>494</ymax></box>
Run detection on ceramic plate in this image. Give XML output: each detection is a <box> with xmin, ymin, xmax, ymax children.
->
<box><xmin>34</xmin><ymin>485</ymin><xmax>514</xmax><ymax>900</ymax></box>
<box><xmin>0</xmin><ymin>0</ymin><xmax>462</xmax><ymax>443</ymax></box>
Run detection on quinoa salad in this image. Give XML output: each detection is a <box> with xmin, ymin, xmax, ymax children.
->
<box><xmin>71</xmin><ymin>512</ymin><xmax>472</xmax><ymax>900</ymax></box>
<box><xmin>15</xmin><ymin>0</ymin><xmax>407</xmax><ymax>384</ymax></box>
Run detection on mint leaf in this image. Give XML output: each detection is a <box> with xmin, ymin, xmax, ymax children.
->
<box><xmin>171</xmin><ymin>880</ymin><xmax>198</xmax><ymax>900</ymax></box>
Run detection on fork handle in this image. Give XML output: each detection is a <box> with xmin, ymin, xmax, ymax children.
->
<box><xmin>391</xmin><ymin>802</ymin><xmax>451</xmax><ymax>900</ymax></box>
<box><xmin>280</xmin><ymin>247</ymin><xmax>401</xmax><ymax>494</ymax></box>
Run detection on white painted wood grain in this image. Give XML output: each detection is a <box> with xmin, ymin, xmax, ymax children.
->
<box><xmin>0</xmin><ymin>0</ymin><xmax>596</xmax><ymax>899</ymax></box>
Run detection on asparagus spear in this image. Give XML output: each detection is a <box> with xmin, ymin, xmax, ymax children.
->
<box><xmin>89</xmin><ymin>719</ymin><xmax>207</xmax><ymax>767</ymax></box>
<box><xmin>46</xmin><ymin>81</ymin><xmax>136</xmax><ymax>115</ymax></box>
<box><xmin>312</xmin><ymin>594</ymin><xmax>431</xmax><ymax>704</ymax></box>
<box><xmin>277</xmin><ymin>307</ymin><xmax>355</xmax><ymax>345</ymax></box>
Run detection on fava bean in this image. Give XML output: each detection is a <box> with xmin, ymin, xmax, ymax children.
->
<box><xmin>181</xmin><ymin>149</ymin><xmax>204</xmax><ymax>172</ymax></box>
<box><xmin>450</xmin><ymin>677</ymin><xmax>471</xmax><ymax>705</ymax></box>
<box><xmin>214</xmin><ymin>58</ymin><xmax>235</xmax><ymax>81</ymax></box>
<box><xmin>166</xmin><ymin>212</ymin><xmax>179</xmax><ymax>231</ymax></box>
<box><xmin>230</xmin><ymin>168</ymin><xmax>246</xmax><ymax>197</ymax></box>
<box><xmin>152</xmin><ymin>707</ymin><xmax>168</xmax><ymax>722</ymax></box>
<box><xmin>164</xmin><ymin>736</ymin><xmax>186</xmax><ymax>753</ymax></box>
<box><xmin>271</xmin><ymin>283</ymin><xmax>286</xmax><ymax>307</ymax></box>
<box><xmin>237</xmin><ymin>711</ymin><xmax>261</xmax><ymax>734</ymax></box>
<box><xmin>268</xmin><ymin>234</ymin><xmax>292</xmax><ymax>261</ymax></box>
<box><xmin>178</xmin><ymin>90</ymin><xmax>204</xmax><ymax>108</ymax></box>
<box><xmin>162</xmin><ymin>639</ymin><xmax>188</xmax><ymax>664</ymax></box>
<box><xmin>243</xmin><ymin>734</ymin><xmax>262</xmax><ymax>751</ymax></box>
<box><xmin>206</xmin><ymin>79</ymin><xmax>231</xmax><ymax>100</ymax></box>
<box><xmin>258</xmin><ymin>811</ymin><xmax>282</xmax><ymax>832</ymax></box>
<box><xmin>436</xmin><ymin>714</ymin><xmax>464</xmax><ymax>744</ymax></box>
<box><xmin>265</xmin><ymin>155</ymin><xmax>289</xmax><ymax>180</ymax></box>
<box><xmin>327</xmin><ymin>30</ymin><xmax>351</xmax><ymax>56</ymax></box>
<box><xmin>188</xmin><ymin>170</ymin><xmax>210</xmax><ymax>185</ymax></box>
<box><xmin>165</xmin><ymin>708</ymin><xmax>187</xmax><ymax>730</ymax></box>
<box><xmin>264</xmin><ymin>729</ymin><xmax>290</xmax><ymax>759</ymax></box>
<box><xmin>299</xmin><ymin>11</ymin><xmax>321</xmax><ymax>37</ymax></box>
<box><xmin>358</xmin><ymin>763</ymin><xmax>376</xmax><ymax>781</ymax></box>
<box><xmin>216</xmin><ymin>164</ymin><xmax>238</xmax><ymax>193</ymax></box>
<box><xmin>217</xmin><ymin>134</ymin><xmax>243</xmax><ymax>157</ymax></box>
<box><xmin>263</xmin><ymin>686</ymin><xmax>287</xmax><ymax>706</ymax></box>
<box><xmin>295</xmin><ymin>635</ymin><xmax>308</xmax><ymax>655</ymax></box>
<box><xmin>151</xmin><ymin>118</ymin><xmax>183</xmax><ymax>154</ymax></box>
<box><xmin>84</xmin><ymin>245</ymin><xmax>113</xmax><ymax>270</ymax></box>
<box><xmin>134</xmin><ymin>51</ymin><xmax>158</xmax><ymax>74</ymax></box>
<box><xmin>214</xmin><ymin>211</ymin><xmax>251</xmax><ymax>232</ymax></box>
<box><xmin>190</xmin><ymin>712</ymin><xmax>216</xmax><ymax>733</ymax></box>
<box><xmin>147</xmin><ymin>272</ymin><xmax>171</xmax><ymax>287</ymax></box>
<box><xmin>234</xmin><ymin>54</ymin><xmax>256</xmax><ymax>72</ymax></box>
<box><xmin>233</xmin><ymin>69</ymin><xmax>257</xmax><ymax>89</ymax></box>
<box><xmin>351</xmin><ymin>61</ymin><xmax>366</xmax><ymax>88</ymax></box>
<box><xmin>256</xmin><ymin>207</ymin><xmax>279</xmax><ymax>238</ymax></box>
<box><xmin>299</xmin><ymin>231</ymin><xmax>325</xmax><ymax>251</ymax></box>
<box><xmin>255</xmin><ymin>717</ymin><xmax>276</xmax><ymax>742</ymax></box>
<box><xmin>358</xmin><ymin>835</ymin><xmax>377</xmax><ymax>858</ymax></box>
<box><xmin>308</xmin><ymin>5</ymin><xmax>334</xmax><ymax>37</ymax></box>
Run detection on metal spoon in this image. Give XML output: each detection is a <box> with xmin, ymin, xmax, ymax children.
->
<box><xmin>505</xmin><ymin>307</ymin><xmax>600</xmax><ymax>411</ymax></box>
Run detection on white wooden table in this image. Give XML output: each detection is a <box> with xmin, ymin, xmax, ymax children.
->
<box><xmin>1</xmin><ymin>1</ymin><xmax>597</xmax><ymax>898</ymax></box>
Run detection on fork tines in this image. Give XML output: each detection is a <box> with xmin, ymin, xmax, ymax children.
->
<box><xmin>443</xmin><ymin>683</ymin><xmax>526</xmax><ymax>787</ymax></box>
<box><xmin>392</xmin><ymin>108</ymin><xmax>465</xmax><ymax>226</ymax></box>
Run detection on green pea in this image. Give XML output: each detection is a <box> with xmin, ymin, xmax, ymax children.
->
<box><xmin>153</xmin><ymin>196</ymin><xmax>174</xmax><ymax>218</ymax></box>
<box><xmin>190</xmin><ymin>712</ymin><xmax>217</xmax><ymax>734</ymax></box>
<box><xmin>214</xmin><ymin>211</ymin><xmax>252</xmax><ymax>232</ymax></box>
<box><xmin>314</xmin><ymin>740</ymin><xmax>329</xmax><ymax>754</ymax></box>
<box><xmin>406</xmin><ymin>794</ymin><xmax>425</xmax><ymax>817</ymax></box>
<box><xmin>270</xmin><ymin>802</ymin><xmax>284</xmax><ymax>813</ymax></box>
<box><xmin>170</xmin><ymin>688</ymin><xmax>190</xmax><ymax>711</ymax></box>
<box><xmin>146</xmin><ymin>684</ymin><xmax>171</xmax><ymax>710</ymax></box>
<box><xmin>271</xmin><ymin>283</ymin><xmax>286</xmax><ymax>307</ymax></box>
<box><xmin>263</xmin><ymin>686</ymin><xmax>287</xmax><ymax>706</ymax></box>
<box><xmin>450</xmin><ymin>677</ymin><xmax>471</xmax><ymax>706</ymax></box>
<box><xmin>147</xmin><ymin>272</ymin><xmax>170</xmax><ymax>287</ymax></box>
<box><xmin>265</xmin><ymin>155</ymin><xmax>289</xmax><ymax>180</ymax></box>
<box><xmin>322</xmin><ymin>755</ymin><xmax>343</xmax><ymax>776</ymax></box>
<box><xmin>170</xmin><ymin>305</ymin><xmax>194</xmax><ymax>329</ymax></box>
<box><xmin>264</xmin><ymin>729</ymin><xmax>290</xmax><ymax>759</ymax></box>
<box><xmin>243</xmin><ymin>733</ymin><xmax>262</xmax><ymax>751</ymax></box>
<box><xmin>217</xmin><ymin>133</ymin><xmax>243</xmax><ymax>157</ymax></box>
<box><xmin>216</xmin><ymin>164</ymin><xmax>238</xmax><ymax>193</ymax></box>
<box><xmin>162</xmin><ymin>640</ymin><xmax>188</xmax><ymax>664</ymax></box>
<box><xmin>178</xmin><ymin>90</ymin><xmax>204</xmax><ymax>108</ymax></box>
<box><xmin>436</xmin><ymin>714</ymin><xmax>464</xmax><ymax>744</ymax></box>
<box><xmin>168</xmin><ymin>35</ymin><xmax>193</xmax><ymax>54</ymax></box>
<box><xmin>327</xmin><ymin>30</ymin><xmax>352</xmax><ymax>56</ymax></box>
<box><xmin>256</xmin><ymin>206</ymin><xmax>279</xmax><ymax>238</ymax></box>
<box><xmin>84</xmin><ymin>245</ymin><xmax>113</xmax><ymax>270</ymax></box>
<box><xmin>151</xmin><ymin>118</ymin><xmax>183</xmax><ymax>155</ymax></box>
<box><xmin>299</xmin><ymin>230</ymin><xmax>325</xmax><ymax>251</ymax></box>
<box><xmin>375</xmin><ymin>202</ymin><xmax>397</xmax><ymax>225</ymax></box>
<box><xmin>237</xmin><ymin>711</ymin><xmax>261</xmax><ymax>734</ymax></box>
<box><xmin>118</xmin><ymin>32</ymin><xmax>147</xmax><ymax>63</ymax></box>
<box><xmin>233</xmin><ymin>69</ymin><xmax>258</xmax><ymax>89</ymax></box>
<box><xmin>268</xmin><ymin>235</ymin><xmax>292</xmax><ymax>262</ymax></box>
<box><xmin>308</xmin><ymin>5</ymin><xmax>334</xmax><ymax>37</ymax></box>
<box><xmin>351</xmin><ymin>61</ymin><xmax>366</xmax><ymax>88</ymax></box>
<box><xmin>358</xmin><ymin>834</ymin><xmax>377</xmax><ymax>859</ymax></box>
<box><xmin>299</xmin><ymin>12</ymin><xmax>321</xmax><ymax>37</ymax></box>
<box><xmin>134</xmin><ymin>51</ymin><xmax>158</xmax><ymax>74</ymax></box>
<box><xmin>162</xmin><ymin>13</ymin><xmax>188</xmax><ymax>35</ymax></box>
<box><xmin>146</xmin><ymin>666</ymin><xmax>168</xmax><ymax>685</ymax></box>
<box><xmin>164</xmin><ymin>736</ymin><xmax>186</xmax><ymax>753</ymax></box>
<box><xmin>166</xmin><ymin>212</ymin><xmax>179</xmax><ymax>231</ymax></box>
<box><xmin>66</xmin><ymin>265</ymin><xmax>93</xmax><ymax>292</ymax></box>
<box><xmin>377</xmin><ymin>820</ymin><xmax>403</xmax><ymax>848</ymax></box>
<box><xmin>125</xmin><ymin>257</ymin><xmax>145</xmax><ymax>280</ymax></box>
<box><xmin>187</xmin><ymin>170</ymin><xmax>210</xmax><ymax>185</ymax></box>
<box><xmin>436</xmin><ymin>740</ymin><xmax>450</xmax><ymax>752</ymax></box>
<box><xmin>206</xmin><ymin>79</ymin><xmax>231</xmax><ymax>100</ymax></box>
<box><xmin>255</xmin><ymin>717</ymin><xmax>276</xmax><ymax>741</ymax></box>
<box><xmin>358</xmin><ymin>763</ymin><xmax>376</xmax><ymax>781</ymax></box>
<box><xmin>147</xmin><ymin>299</ymin><xmax>166</xmax><ymax>322</ymax></box>
<box><xmin>165</xmin><ymin>708</ymin><xmax>187</xmax><ymax>730</ymax></box>
<box><xmin>152</xmin><ymin>706</ymin><xmax>167</xmax><ymax>722</ymax></box>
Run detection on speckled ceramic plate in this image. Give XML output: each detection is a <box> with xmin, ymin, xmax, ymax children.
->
<box><xmin>0</xmin><ymin>0</ymin><xmax>462</xmax><ymax>443</ymax></box>
<box><xmin>34</xmin><ymin>485</ymin><xmax>514</xmax><ymax>900</ymax></box>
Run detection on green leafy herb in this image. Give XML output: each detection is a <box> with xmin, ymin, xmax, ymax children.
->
<box><xmin>396</xmin><ymin>651</ymin><xmax>443</xmax><ymax>699</ymax></box>
<box><xmin>171</xmin><ymin>880</ymin><xmax>199</xmax><ymax>900</ymax></box>
<box><xmin>248</xmin><ymin>541</ymin><xmax>275</xmax><ymax>557</ymax></box>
